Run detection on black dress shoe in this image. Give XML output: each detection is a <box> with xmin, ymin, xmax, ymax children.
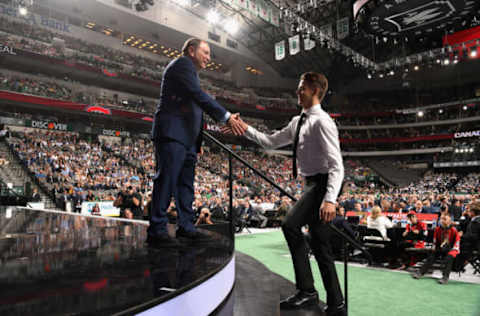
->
<box><xmin>325</xmin><ymin>303</ymin><xmax>347</xmax><ymax>316</ymax></box>
<box><xmin>146</xmin><ymin>234</ymin><xmax>180</xmax><ymax>248</ymax></box>
<box><xmin>176</xmin><ymin>228</ymin><xmax>212</xmax><ymax>241</ymax></box>
<box><xmin>438</xmin><ymin>278</ymin><xmax>448</xmax><ymax>285</ymax></box>
<box><xmin>279</xmin><ymin>290</ymin><xmax>319</xmax><ymax>309</ymax></box>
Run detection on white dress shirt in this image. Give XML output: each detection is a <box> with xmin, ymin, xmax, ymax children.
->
<box><xmin>367</xmin><ymin>216</ymin><xmax>393</xmax><ymax>240</ymax></box>
<box><xmin>244</xmin><ymin>104</ymin><xmax>344</xmax><ymax>204</ymax></box>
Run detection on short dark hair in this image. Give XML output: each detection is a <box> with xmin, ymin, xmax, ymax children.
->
<box><xmin>300</xmin><ymin>72</ymin><xmax>328</xmax><ymax>101</ymax></box>
<box><xmin>470</xmin><ymin>200</ymin><xmax>480</xmax><ymax>216</ymax></box>
<box><xmin>182</xmin><ymin>38</ymin><xmax>204</xmax><ymax>56</ymax></box>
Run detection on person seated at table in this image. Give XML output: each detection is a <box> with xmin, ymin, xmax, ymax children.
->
<box><xmin>367</xmin><ymin>205</ymin><xmax>393</xmax><ymax>240</ymax></box>
<box><xmin>412</xmin><ymin>213</ymin><xmax>460</xmax><ymax>284</ymax></box>
<box><xmin>397</xmin><ymin>211</ymin><xmax>428</xmax><ymax>269</ymax></box>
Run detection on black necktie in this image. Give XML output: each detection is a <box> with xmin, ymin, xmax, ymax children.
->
<box><xmin>292</xmin><ymin>113</ymin><xmax>307</xmax><ymax>179</ymax></box>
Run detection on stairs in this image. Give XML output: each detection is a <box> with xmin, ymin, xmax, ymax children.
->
<box><xmin>365</xmin><ymin>159</ymin><xmax>424</xmax><ymax>187</ymax></box>
<box><xmin>0</xmin><ymin>140</ymin><xmax>57</xmax><ymax>209</ymax></box>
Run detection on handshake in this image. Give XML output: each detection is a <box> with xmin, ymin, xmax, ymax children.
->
<box><xmin>224</xmin><ymin>113</ymin><xmax>248</xmax><ymax>136</ymax></box>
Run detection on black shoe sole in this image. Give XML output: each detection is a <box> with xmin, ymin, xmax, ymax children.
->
<box><xmin>279</xmin><ymin>300</ymin><xmax>319</xmax><ymax>310</ymax></box>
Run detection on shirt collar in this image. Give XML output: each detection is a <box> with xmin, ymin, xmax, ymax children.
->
<box><xmin>301</xmin><ymin>104</ymin><xmax>321</xmax><ymax>116</ymax></box>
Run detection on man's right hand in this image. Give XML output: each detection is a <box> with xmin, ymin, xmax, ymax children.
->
<box><xmin>225</xmin><ymin>113</ymin><xmax>247</xmax><ymax>136</ymax></box>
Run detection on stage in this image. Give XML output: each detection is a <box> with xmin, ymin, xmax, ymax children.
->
<box><xmin>0</xmin><ymin>207</ymin><xmax>234</xmax><ymax>315</ymax></box>
<box><xmin>0</xmin><ymin>207</ymin><xmax>331</xmax><ymax>315</ymax></box>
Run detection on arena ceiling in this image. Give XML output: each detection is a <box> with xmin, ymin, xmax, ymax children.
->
<box><xmin>27</xmin><ymin>0</ymin><xmax>480</xmax><ymax>90</ymax></box>
<box><xmin>209</xmin><ymin>0</ymin><xmax>480</xmax><ymax>87</ymax></box>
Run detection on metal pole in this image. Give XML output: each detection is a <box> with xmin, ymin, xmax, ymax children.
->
<box><xmin>229</xmin><ymin>152</ymin><xmax>234</xmax><ymax>240</ymax></box>
<box><xmin>343</xmin><ymin>238</ymin><xmax>348</xmax><ymax>315</ymax></box>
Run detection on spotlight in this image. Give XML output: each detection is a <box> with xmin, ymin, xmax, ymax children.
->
<box><xmin>19</xmin><ymin>6</ymin><xmax>27</xmax><ymax>16</ymax></box>
<box><xmin>438</xmin><ymin>109</ymin><xmax>444</xmax><ymax>114</ymax></box>
<box><xmin>463</xmin><ymin>105</ymin><xmax>468</xmax><ymax>110</ymax></box>
<box><xmin>225</xmin><ymin>18</ymin><xmax>238</xmax><ymax>35</ymax></box>
<box><xmin>414</xmin><ymin>65</ymin><xmax>419</xmax><ymax>71</ymax></box>
<box><xmin>417</xmin><ymin>111</ymin><xmax>424</xmax><ymax>117</ymax></box>
<box><xmin>207</xmin><ymin>10</ymin><xmax>220</xmax><ymax>24</ymax></box>
<box><xmin>436</xmin><ymin>59</ymin><xmax>441</xmax><ymax>64</ymax></box>
<box><xmin>470</xmin><ymin>47</ymin><xmax>477</xmax><ymax>58</ymax></box>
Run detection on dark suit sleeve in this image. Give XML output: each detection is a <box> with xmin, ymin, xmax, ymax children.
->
<box><xmin>170</xmin><ymin>58</ymin><xmax>228</xmax><ymax>122</ymax></box>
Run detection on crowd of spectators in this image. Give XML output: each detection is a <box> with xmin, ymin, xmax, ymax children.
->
<box><xmin>8</xmin><ymin>131</ymin><xmax>150</xmax><ymax>212</ymax></box>
<box><xmin>2</xmin><ymin>128</ymin><xmax>479</xmax><ymax>280</ymax></box>
<box><xmin>0</xmin><ymin>17</ymin><xmax>167</xmax><ymax>81</ymax></box>
<box><xmin>0</xmin><ymin>72</ymin><xmax>156</xmax><ymax>113</ymax></box>
<box><xmin>6</xmin><ymin>127</ymin><xmax>479</xmax><ymax>219</ymax></box>
<box><xmin>0</xmin><ymin>16</ymin><xmax>301</xmax><ymax>113</ymax></box>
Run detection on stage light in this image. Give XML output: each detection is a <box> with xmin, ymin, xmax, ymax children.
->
<box><xmin>417</xmin><ymin>111</ymin><xmax>424</xmax><ymax>117</ymax></box>
<box><xmin>207</xmin><ymin>10</ymin><xmax>220</xmax><ymax>24</ymax></box>
<box><xmin>19</xmin><ymin>6</ymin><xmax>27</xmax><ymax>15</ymax></box>
<box><xmin>470</xmin><ymin>47</ymin><xmax>477</xmax><ymax>58</ymax></box>
<box><xmin>414</xmin><ymin>65</ymin><xmax>419</xmax><ymax>71</ymax></box>
<box><xmin>225</xmin><ymin>18</ymin><xmax>238</xmax><ymax>35</ymax></box>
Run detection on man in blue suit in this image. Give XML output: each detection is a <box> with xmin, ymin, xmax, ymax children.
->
<box><xmin>148</xmin><ymin>38</ymin><xmax>245</xmax><ymax>246</ymax></box>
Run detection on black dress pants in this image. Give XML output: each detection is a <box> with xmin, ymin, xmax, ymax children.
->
<box><xmin>281</xmin><ymin>174</ymin><xmax>343</xmax><ymax>307</ymax></box>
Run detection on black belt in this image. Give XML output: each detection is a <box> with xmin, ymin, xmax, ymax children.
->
<box><xmin>305</xmin><ymin>173</ymin><xmax>328</xmax><ymax>183</ymax></box>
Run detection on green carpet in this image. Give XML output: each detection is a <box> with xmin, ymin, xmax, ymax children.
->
<box><xmin>236</xmin><ymin>231</ymin><xmax>480</xmax><ymax>316</ymax></box>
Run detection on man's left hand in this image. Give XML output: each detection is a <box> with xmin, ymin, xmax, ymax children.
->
<box><xmin>320</xmin><ymin>201</ymin><xmax>336</xmax><ymax>223</ymax></box>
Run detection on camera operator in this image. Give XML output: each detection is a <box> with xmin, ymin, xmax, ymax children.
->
<box><xmin>114</xmin><ymin>185</ymin><xmax>143</xmax><ymax>220</ymax></box>
<box><xmin>195</xmin><ymin>208</ymin><xmax>213</xmax><ymax>226</ymax></box>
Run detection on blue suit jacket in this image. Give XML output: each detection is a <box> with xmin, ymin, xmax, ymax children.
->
<box><xmin>152</xmin><ymin>56</ymin><xmax>227</xmax><ymax>149</ymax></box>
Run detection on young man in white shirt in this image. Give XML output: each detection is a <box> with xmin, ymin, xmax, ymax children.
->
<box><xmin>225</xmin><ymin>72</ymin><xmax>345</xmax><ymax>315</ymax></box>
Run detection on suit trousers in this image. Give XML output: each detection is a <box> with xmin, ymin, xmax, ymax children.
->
<box><xmin>281</xmin><ymin>174</ymin><xmax>343</xmax><ymax>307</ymax></box>
<box><xmin>148</xmin><ymin>140</ymin><xmax>197</xmax><ymax>236</ymax></box>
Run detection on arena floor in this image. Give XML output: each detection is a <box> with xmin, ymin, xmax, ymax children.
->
<box><xmin>235</xmin><ymin>230</ymin><xmax>480</xmax><ymax>316</ymax></box>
